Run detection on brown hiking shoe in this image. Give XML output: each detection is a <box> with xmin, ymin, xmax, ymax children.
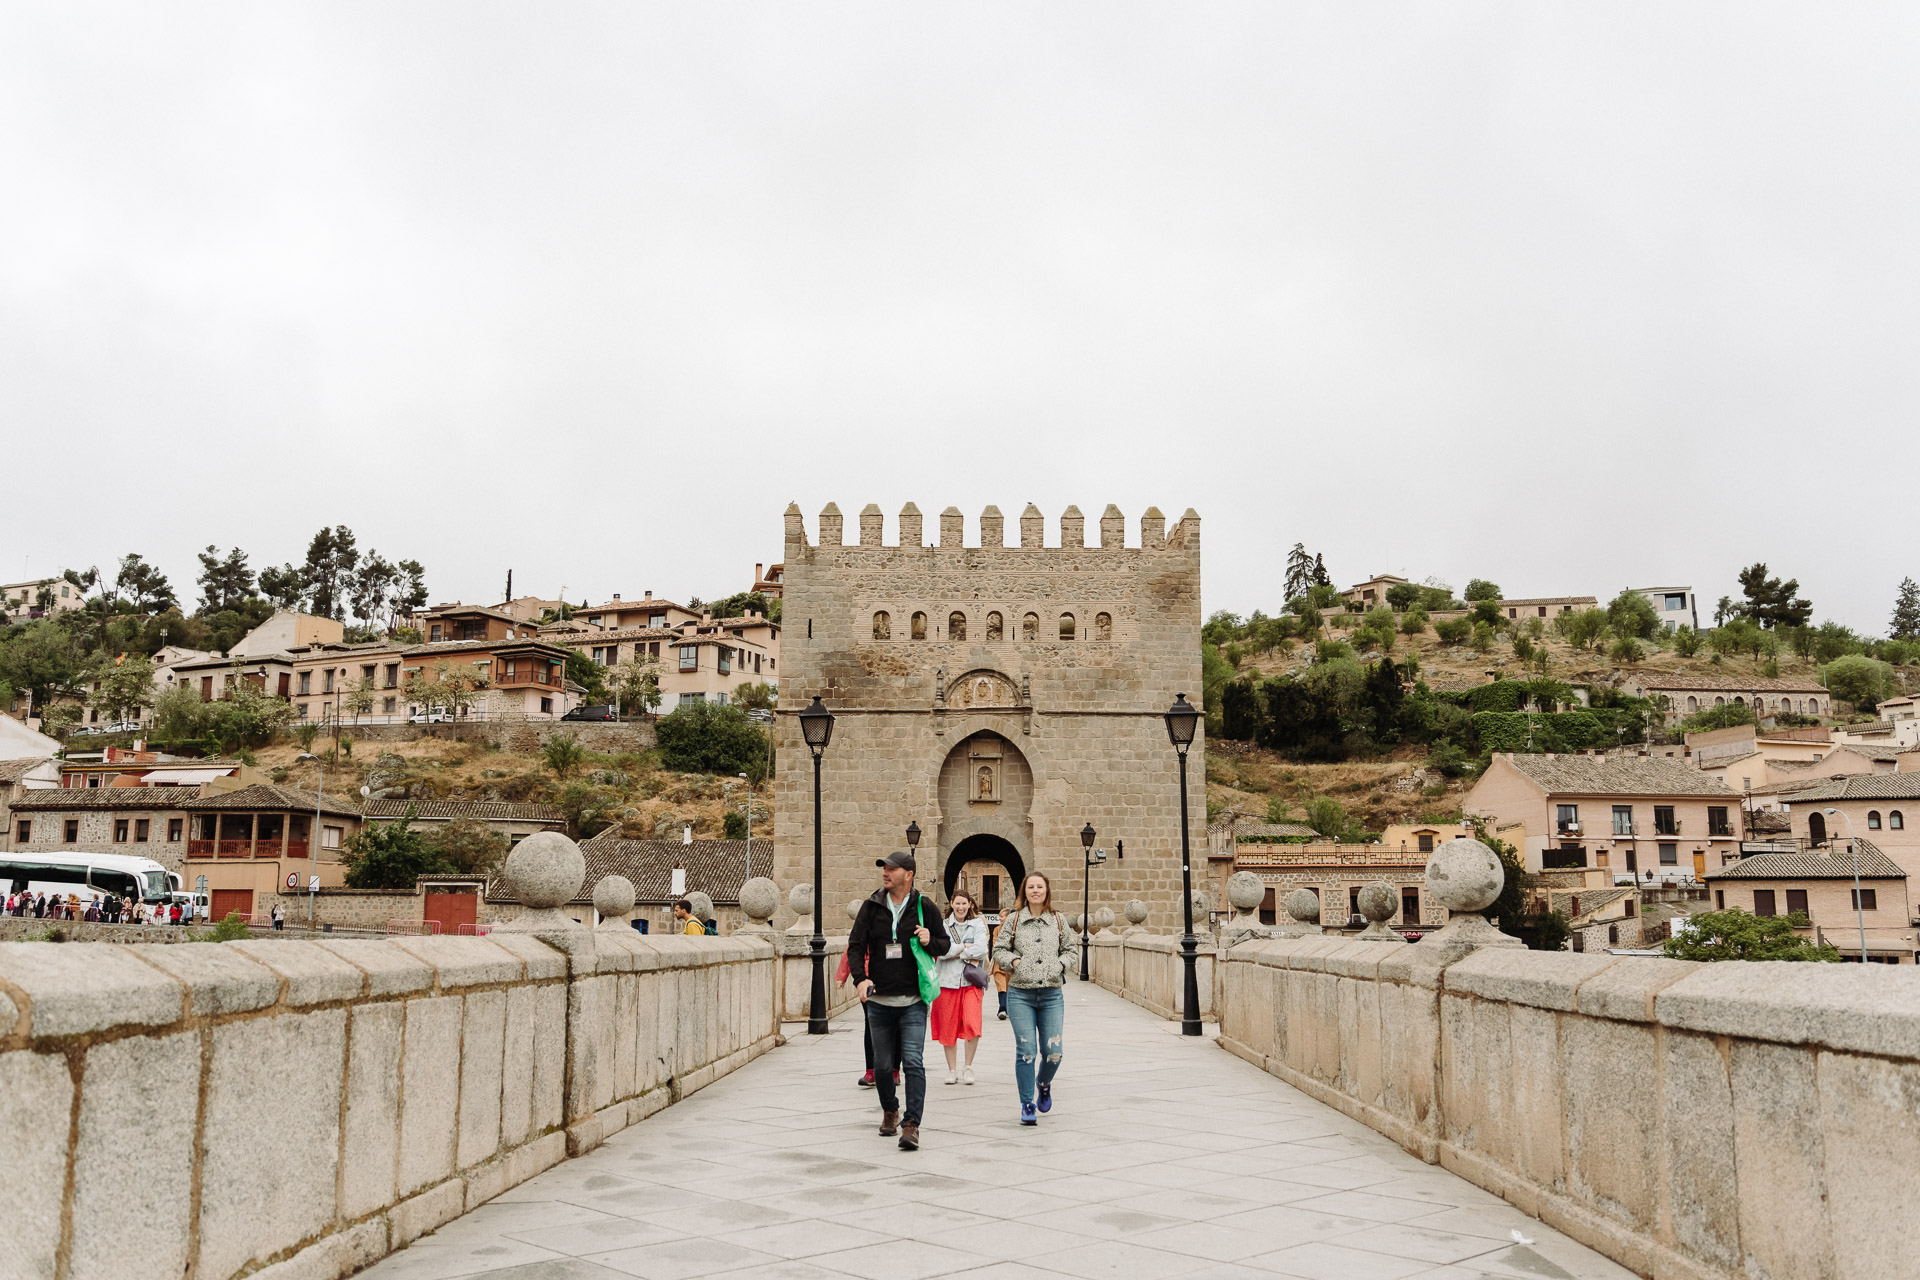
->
<box><xmin>898</xmin><ymin>1122</ymin><xmax>919</xmax><ymax>1151</ymax></box>
<box><xmin>879</xmin><ymin>1110</ymin><xmax>899</xmax><ymax>1137</ymax></box>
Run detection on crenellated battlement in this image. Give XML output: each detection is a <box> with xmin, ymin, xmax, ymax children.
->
<box><xmin>783</xmin><ymin>502</ymin><xmax>1199</xmax><ymax>552</ymax></box>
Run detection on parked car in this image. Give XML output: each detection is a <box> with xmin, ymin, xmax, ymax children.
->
<box><xmin>408</xmin><ymin>707</ymin><xmax>456</xmax><ymax>724</ymax></box>
<box><xmin>746</xmin><ymin>709</ymin><xmax>774</xmax><ymax>725</ymax></box>
<box><xmin>562</xmin><ymin>704</ymin><xmax>616</xmax><ymax>722</ymax></box>
<box><xmin>103</xmin><ymin>721</ymin><xmax>142</xmax><ymax>734</ymax></box>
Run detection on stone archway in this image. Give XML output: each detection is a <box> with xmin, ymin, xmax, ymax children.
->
<box><xmin>944</xmin><ymin>833</ymin><xmax>1026</xmax><ymax>916</ymax></box>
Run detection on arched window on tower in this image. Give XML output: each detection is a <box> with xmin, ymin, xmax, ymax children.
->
<box><xmin>948</xmin><ymin>611</ymin><xmax>966</xmax><ymax>642</ymax></box>
<box><xmin>1687</xmin><ymin>696</ymin><xmax>1699</xmax><ymax>713</ymax></box>
<box><xmin>1022</xmin><ymin>612</ymin><xmax>1038</xmax><ymax>641</ymax></box>
<box><xmin>911</xmin><ymin>611</ymin><xmax>927</xmax><ymax>640</ymax></box>
<box><xmin>986</xmin><ymin>611</ymin><xmax>1004</xmax><ymax>641</ymax></box>
<box><xmin>1059</xmin><ymin>613</ymin><xmax>1076</xmax><ymax>640</ymax></box>
<box><xmin>872</xmin><ymin>611</ymin><xmax>890</xmax><ymax>640</ymax></box>
<box><xmin>1891</xmin><ymin>810</ymin><xmax>1905</xmax><ymax>830</ymax></box>
<box><xmin>1094</xmin><ymin>612</ymin><xmax>1112</xmax><ymax>640</ymax></box>
<box><xmin>1868</xmin><ymin>810</ymin><xmax>1882</xmax><ymax>830</ymax></box>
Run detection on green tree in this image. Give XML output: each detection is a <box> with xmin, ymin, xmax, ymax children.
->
<box><xmin>556</xmin><ymin>781</ymin><xmax>619</xmax><ymax>839</ymax></box>
<box><xmin>1680</xmin><ymin>702</ymin><xmax>1756</xmax><ymax>732</ymax></box>
<box><xmin>341</xmin><ymin>675</ymin><xmax>376</xmax><ymax>726</ymax></box>
<box><xmin>1822</xmin><ymin>654</ymin><xmax>1895</xmax><ymax>712</ymax></box>
<box><xmin>292</xmin><ymin>720</ymin><xmax>321</xmax><ymax>752</ymax></box>
<box><xmin>405</xmin><ymin>661</ymin><xmax>483</xmax><ymax>719</ymax></box>
<box><xmin>1470</xmin><ymin>621</ymin><xmax>1494</xmax><ymax>653</ymax></box>
<box><xmin>1672</xmin><ymin>626</ymin><xmax>1701</xmax><ymax>657</ymax></box>
<box><xmin>1734</xmin><ymin>563</ymin><xmax>1813</xmax><ymax>629</ymax></box>
<box><xmin>1200</xmin><ymin>642</ymin><xmax>1234</xmax><ymax>736</ymax></box>
<box><xmin>1399</xmin><ymin>607</ymin><xmax>1428</xmax><ymax>635</ymax></box>
<box><xmin>723</xmin><ymin>810</ymin><xmax>749</xmax><ymax>839</ymax></box>
<box><xmin>195</xmin><ymin>546</ymin><xmax>256</xmax><ymax>613</ymax></box>
<box><xmin>541</xmin><ymin>733</ymin><xmax>587</xmax><ymax>779</ymax></box>
<box><xmin>425</xmin><ymin>817</ymin><xmax>509</xmax><ymax>878</ymax></box>
<box><xmin>565</xmin><ymin>650</ymin><xmax>610</xmax><ymax>704</ymax></box>
<box><xmin>204</xmin><ymin>671</ymin><xmax>294</xmax><ymax>752</ymax></box>
<box><xmin>349</xmin><ymin>551</ymin><xmax>399</xmax><ymax>629</ymax></box>
<box><xmin>257</xmin><ymin>563</ymin><xmax>306</xmax><ymax>609</ymax></box>
<box><xmin>1384</xmin><ymin>581</ymin><xmax>1423</xmax><ymax>611</ymax></box>
<box><xmin>1555</xmin><ymin>609</ymin><xmax>1608</xmax><ymax>652</ymax></box>
<box><xmin>87</xmin><ymin>655</ymin><xmax>158</xmax><ymax>723</ymax></box>
<box><xmin>0</xmin><ymin>621</ymin><xmax>96</xmax><ymax>718</ymax></box>
<box><xmin>1434</xmin><ymin>617</ymin><xmax>1470</xmax><ymax>644</ymax></box>
<box><xmin>1608</xmin><ymin>636</ymin><xmax>1644</xmax><ymax>663</ymax></box>
<box><xmin>39</xmin><ymin>701</ymin><xmax>83</xmax><ymax>738</ymax></box>
<box><xmin>1605</xmin><ymin>589</ymin><xmax>1661</xmax><ymax>639</ymax></box>
<box><xmin>113</xmin><ymin>554</ymin><xmax>176</xmax><ymax>614</ymax></box>
<box><xmin>1284</xmin><ymin>544</ymin><xmax>1316</xmax><ymax>602</ymax></box>
<box><xmin>1463</xmin><ymin>579</ymin><xmax>1502</xmax><ymax>602</ymax></box>
<box><xmin>151</xmin><ymin>685</ymin><xmax>208</xmax><ymax>742</ymax></box>
<box><xmin>612</xmin><ymin>658</ymin><xmax>663</xmax><ymax>715</ymax></box>
<box><xmin>730</xmin><ymin>681</ymin><xmax>774</xmax><ymax>714</ymax></box>
<box><xmin>655</xmin><ymin>702</ymin><xmax>769</xmax><ymax>776</ymax></box>
<box><xmin>341</xmin><ymin>810</ymin><xmax>452</xmax><ymax>889</ymax></box>
<box><xmin>1662</xmin><ymin>909</ymin><xmax>1840</xmax><ymax>962</ymax></box>
<box><xmin>1303</xmin><ymin>796</ymin><xmax>1353</xmax><ymax>840</ymax></box>
<box><xmin>301</xmin><ymin>526</ymin><xmax>360</xmax><ymax>620</ymax></box>
<box><xmin>1352</xmin><ymin>608</ymin><xmax>1398</xmax><ymax>653</ymax></box>
<box><xmin>1892</xmin><ymin>577</ymin><xmax>1920</xmax><ymax>641</ymax></box>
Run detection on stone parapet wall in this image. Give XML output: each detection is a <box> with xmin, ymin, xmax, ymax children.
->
<box><xmin>1214</xmin><ymin>937</ymin><xmax>1920</xmax><ymax>1280</ymax></box>
<box><xmin>327</xmin><ymin>720</ymin><xmax>655</xmax><ymax>753</ymax></box>
<box><xmin>0</xmin><ymin>928</ymin><xmax>779</xmax><ymax>1280</ymax></box>
<box><xmin>1087</xmin><ymin>931</ymin><xmax>1215</xmax><ymax>1021</ymax></box>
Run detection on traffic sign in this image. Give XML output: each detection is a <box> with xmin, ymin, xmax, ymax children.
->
<box><xmin>309</xmin><ymin>876</ymin><xmax>321</xmax><ymax>893</ymax></box>
<box><xmin>286</xmin><ymin>873</ymin><xmax>298</xmax><ymax>889</ymax></box>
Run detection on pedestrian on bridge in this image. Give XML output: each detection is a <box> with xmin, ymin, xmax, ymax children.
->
<box><xmin>849</xmin><ymin>849</ymin><xmax>949</xmax><ymax>1152</ymax></box>
<box><xmin>992</xmin><ymin>871</ymin><xmax>1078</xmax><ymax>1126</ymax></box>
<box><xmin>933</xmin><ymin>888</ymin><xmax>988</xmax><ymax>1086</ymax></box>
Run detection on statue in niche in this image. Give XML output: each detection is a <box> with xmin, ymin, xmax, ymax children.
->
<box><xmin>975</xmin><ymin>763</ymin><xmax>998</xmax><ymax>803</ymax></box>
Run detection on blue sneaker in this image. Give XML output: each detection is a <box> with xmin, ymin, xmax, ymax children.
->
<box><xmin>1019</xmin><ymin>1102</ymin><xmax>1038</xmax><ymax>1126</ymax></box>
<box><xmin>1037</xmin><ymin>1083</ymin><xmax>1052</xmax><ymax>1114</ymax></box>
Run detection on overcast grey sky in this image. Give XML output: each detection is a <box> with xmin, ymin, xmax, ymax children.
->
<box><xmin>4</xmin><ymin>4</ymin><xmax>1916</xmax><ymax>631</ymax></box>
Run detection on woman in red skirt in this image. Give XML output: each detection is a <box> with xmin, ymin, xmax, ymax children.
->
<box><xmin>931</xmin><ymin>888</ymin><xmax>989</xmax><ymax>1085</ymax></box>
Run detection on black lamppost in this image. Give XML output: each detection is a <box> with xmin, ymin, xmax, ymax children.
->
<box><xmin>1163</xmin><ymin>692</ymin><xmax>1203</xmax><ymax>1036</ymax></box>
<box><xmin>906</xmin><ymin>820</ymin><xmax>921</xmax><ymax>852</ymax></box>
<box><xmin>1079</xmin><ymin>822</ymin><xmax>1105</xmax><ymax>981</ymax></box>
<box><xmin>799</xmin><ymin>696</ymin><xmax>836</xmax><ymax>1034</ymax></box>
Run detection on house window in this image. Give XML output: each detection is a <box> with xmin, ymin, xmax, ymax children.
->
<box><xmin>323</xmin><ymin>671</ymin><xmax>335</xmax><ymax>694</ymax></box>
<box><xmin>1708</xmin><ymin>806</ymin><xmax>1731</xmax><ymax>837</ymax></box>
<box><xmin>429</xmin><ymin>624</ymin><xmax>443</xmax><ymax>641</ymax></box>
<box><xmin>1892</xmin><ymin>811</ymin><xmax>1905</xmax><ymax>830</ymax></box>
<box><xmin>382</xmin><ymin>697</ymin><xmax>396</xmax><ymax>714</ymax></box>
<box><xmin>910</xmin><ymin>612</ymin><xmax>927</xmax><ymax>640</ymax></box>
<box><xmin>167</xmin><ymin>818</ymin><xmax>182</xmax><ymax>841</ymax></box>
<box><xmin>1095</xmin><ymin>612</ymin><xmax>1112</xmax><ymax>640</ymax></box>
<box><xmin>650</xmin><ymin>613</ymin><xmax>666</xmax><ymax>627</ymax></box>
<box><xmin>1544</xmin><ymin>845</ymin><xmax>1587</xmax><ymax>869</ymax></box>
<box><xmin>679</xmin><ymin>646</ymin><xmax>698</xmax><ymax>672</ymax></box>
<box><xmin>1665</xmin><ymin>594</ymin><xmax>1687</xmax><ymax>610</ymax></box>
<box><xmin>386</xmin><ymin>664</ymin><xmax>399</xmax><ymax>688</ymax></box>
<box><xmin>321</xmin><ymin>826</ymin><xmax>343</xmax><ymax>849</ymax></box>
<box><xmin>298</xmin><ymin>671</ymin><xmax>311</xmax><ymax>695</ymax></box>
<box><xmin>1022</xmin><ymin>613</ymin><xmax>1038</xmax><ymax>641</ymax></box>
<box><xmin>679</xmin><ymin>692</ymin><xmax>706</xmax><ymax>707</ymax></box>
<box><xmin>1623</xmin><ymin>898</ymin><xmax>1635</xmax><ymax>917</ymax></box>
<box><xmin>1785</xmin><ymin>889</ymin><xmax>1808</xmax><ymax>918</ymax></box>
<box><xmin>1538</xmin><ymin>606</ymin><xmax>1548</xmax><ymax>618</ymax></box>
<box><xmin>135</xmin><ymin>819</ymin><xmax>149</xmax><ymax>843</ymax></box>
<box><xmin>64</xmin><ymin>820</ymin><xmax>79</xmax><ymax>843</ymax></box>
<box><xmin>1402</xmin><ymin>888</ymin><xmax>1419</xmax><ymax>924</ymax></box>
<box><xmin>1715</xmin><ymin>889</ymin><xmax>1724</xmax><ymax>909</ymax></box>
<box><xmin>1417</xmin><ymin>832</ymin><xmax>1434</xmax><ymax>853</ymax></box>
<box><xmin>1659</xmin><ymin>842</ymin><xmax>1678</xmax><ymax>865</ymax></box>
<box><xmin>1612</xmin><ymin>805</ymin><xmax>1634</xmax><ymax>836</ymax></box>
<box><xmin>540</xmin><ymin>697</ymin><xmax>553</xmax><ymax>714</ymax></box>
<box><xmin>949</xmin><ymin>612</ymin><xmax>966</xmax><ymax>642</ymax></box>
<box><xmin>986</xmin><ymin>611</ymin><xmax>1003</xmax><ymax>641</ymax></box>
<box><xmin>362</xmin><ymin>665</ymin><xmax>375</xmax><ymax>683</ymax></box>
<box><xmin>1687</xmin><ymin>696</ymin><xmax>1698</xmax><ymax>713</ymax></box>
<box><xmin>297</xmin><ymin>703</ymin><xmax>308</xmax><ymax>719</ymax></box>
<box><xmin>1867</xmin><ymin>811</ymin><xmax>1882</xmax><ymax>830</ymax></box>
<box><xmin>873</xmin><ymin>611</ymin><xmax>891</xmax><ymax>640</ymax></box>
<box><xmin>718</xmin><ymin>648</ymin><xmax>731</xmax><ymax>676</ymax></box>
<box><xmin>1753</xmin><ymin>889</ymin><xmax>1777</xmax><ymax>916</ymax></box>
<box><xmin>1654</xmin><ymin>806</ymin><xmax>1677</xmax><ymax>836</ymax></box>
<box><xmin>1059</xmin><ymin>614</ymin><xmax>1076</xmax><ymax>640</ymax></box>
<box><xmin>1556</xmin><ymin>804</ymin><xmax>1579</xmax><ymax>833</ymax></box>
<box><xmin>1853</xmin><ymin>888</ymin><xmax>1878</xmax><ymax>910</ymax></box>
<box><xmin>14</xmin><ymin>820</ymin><xmax>27</xmax><ymax>843</ymax></box>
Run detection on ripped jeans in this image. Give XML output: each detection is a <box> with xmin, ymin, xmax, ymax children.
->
<box><xmin>1005</xmin><ymin>986</ymin><xmax>1065</xmax><ymax>1105</ymax></box>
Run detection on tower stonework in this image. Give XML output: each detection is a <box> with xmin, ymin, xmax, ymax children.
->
<box><xmin>773</xmin><ymin>502</ymin><xmax>1204</xmax><ymax>929</ymax></box>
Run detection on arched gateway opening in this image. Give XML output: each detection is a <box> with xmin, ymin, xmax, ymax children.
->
<box><xmin>945</xmin><ymin>833</ymin><xmax>1025</xmax><ymax>916</ymax></box>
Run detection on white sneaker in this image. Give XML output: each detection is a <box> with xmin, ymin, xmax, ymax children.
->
<box><xmin>945</xmin><ymin>1071</ymin><xmax>959</xmax><ymax>1085</ymax></box>
<box><xmin>962</xmin><ymin>1067</ymin><xmax>975</xmax><ymax>1086</ymax></box>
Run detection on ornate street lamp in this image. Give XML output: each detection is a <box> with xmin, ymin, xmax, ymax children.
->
<box><xmin>1080</xmin><ymin>822</ymin><xmax>1105</xmax><ymax>981</ymax></box>
<box><xmin>905</xmin><ymin>820</ymin><xmax>921</xmax><ymax>849</ymax></box>
<box><xmin>799</xmin><ymin>696</ymin><xmax>836</xmax><ymax>1034</ymax></box>
<box><xmin>1163</xmin><ymin>692</ymin><xmax>1203</xmax><ymax>1036</ymax></box>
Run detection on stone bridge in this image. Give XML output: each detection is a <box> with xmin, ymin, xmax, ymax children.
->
<box><xmin>1</xmin><ymin>835</ymin><xmax>1914</xmax><ymax>1280</ymax></box>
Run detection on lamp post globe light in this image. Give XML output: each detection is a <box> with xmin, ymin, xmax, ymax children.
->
<box><xmin>799</xmin><ymin>696</ymin><xmax>835</xmax><ymax>1034</ymax></box>
<box><xmin>1824</xmin><ymin>807</ymin><xmax>1867</xmax><ymax>963</ymax></box>
<box><xmin>1163</xmin><ymin>692</ymin><xmax>1203</xmax><ymax>1036</ymax></box>
<box><xmin>1080</xmin><ymin>822</ymin><xmax>1105</xmax><ymax>981</ymax></box>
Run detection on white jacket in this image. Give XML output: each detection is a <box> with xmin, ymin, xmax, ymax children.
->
<box><xmin>936</xmin><ymin>915</ymin><xmax>988</xmax><ymax>989</ymax></box>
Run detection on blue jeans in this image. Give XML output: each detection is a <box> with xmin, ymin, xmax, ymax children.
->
<box><xmin>865</xmin><ymin>1001</ymin><xmax>927</xmax><ymax>1124</ymax></box>
<box><xmin>1005</xmin><ymin>986</ymin><xmax>1065</xmax><ymax>1105</ymax></box>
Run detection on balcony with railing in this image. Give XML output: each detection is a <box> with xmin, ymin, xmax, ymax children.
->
<box><xmin>1654</xmin><ymin>818</ymin><xmax>1683</xmax><ymax>836</ymax></box>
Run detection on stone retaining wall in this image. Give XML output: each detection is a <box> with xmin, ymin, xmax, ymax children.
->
<box><xmin>1214</xmin><ymin>937</ymin><xmax>1920</xmax><ymax>1280</ymax></box>
<box><xmin>1087</xmin><ymin>931</ymin><xmax>1215</xmax><ymax>1021</ymax></box>
<box><xmin>336</xmin><ymin>721</ymin><xmax>655</xmax><ymax>753</ymax></box>
<box><xmin>0</xmin><ymin>928</ymin><xmax>779</xmax><ymax>1280</ymax></box>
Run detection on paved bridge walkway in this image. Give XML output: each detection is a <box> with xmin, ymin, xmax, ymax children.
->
<box><xmin>359</xmin><ymin>983</ymin><xmax>1632</xmax><ymax>1280</ymax></box>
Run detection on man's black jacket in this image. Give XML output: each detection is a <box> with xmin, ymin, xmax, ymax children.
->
<box><xmin>847</xmin><ymin>887</ymin><xmax>951</xmax><ymax>1000</ymax></box>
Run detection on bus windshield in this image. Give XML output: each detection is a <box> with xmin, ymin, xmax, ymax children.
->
<box><xmin>142</xmin><ymin>871</ymin><xmax>171</xmax><ymax>902</ymax></box>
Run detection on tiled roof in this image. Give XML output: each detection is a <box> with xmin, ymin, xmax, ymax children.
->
<box><xmin>1496</xmin><ymin>596</ymin><xmax>1597</xmax><ymax>607</ymax></box>
<box><xmin>400</xmin><ymin>639</ymin><xmax>566</xmax><ymax>657</ymax></box>
<box><xmin>1836</xmin><ymin>721</ymin><xmax>1894</xmax><ymax>736</ymax></box>
<box><xmin>180</xmin><ymin>784</ymin><xmax>361</xmax><ymax>816</ymax></box>
<box><xmin>1776</xmin><ymin>774</ymin><xmax>1920</xmax><ymax>802</ymax></box>
<box><xmin>1629</xmin><ymin>672</ymin><xmax>1826</xmax><ymax>693</ymax></box>
<box><xmin>1826</xmin><ymin>744</ymin><xmax>1899</xmax><ymax>763</ymax></box>
<box><xmin>1548</xmin><ymin>887</ymin><xmax>1634</xmax><ymax>920</ymax></box>
<box><xmin>362</xmin><ymin>800</ymin><xmax>565</xmax><ymax>823</ymax></box>
<box><xmin>1502</xmin><ymin>754</ymin><xmax>1738</xmax><ymax>798</ymax></box>
<box><xmin>535</xmin><ymin>837</ymin><xmax>774</xmax><ymax>906</ymax></box>
<box><xmin>12</xmin><ymin>786</ymin><xmax>203</xmax><ymax>810</ymax></box>
<box><xmin>1233</xmin><ymin>822</ymin><xmax>1321</xmax><ymax>839</ymax></box>
<box><xmin>1704</xmin><ymin>840</ymin><xmax>1906</xmax><ymax>881</ymax></box>
<box><xmin>0</xmin><ymin>757</ymin><xmax>55</xmax><ymax>784</ymax></box>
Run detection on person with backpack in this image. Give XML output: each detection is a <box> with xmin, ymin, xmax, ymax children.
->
<box><xmin>932</xmin><ymin>888</ymin><xmax>988</xmax><ymax>1086</ymax></box>
<box><xmin>847</xmin><ymin>849</ymin><xmax>949</xmax><ymax>1152</ymax></box>
<box><xmin>991</xmin><ymin>871</ymin><xmax>1080</xmax><ymax>1126</ymax></box>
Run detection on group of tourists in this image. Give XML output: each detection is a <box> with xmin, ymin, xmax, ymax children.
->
<box><xmin>845</xmin><ymin>848</ymin><xmax>1079</xmax><ymax>1151</ymax></box>
<box><xmin>4</xmin><ymin>892</ymin><xmax>187</xmax><ymax>925</ymax></box>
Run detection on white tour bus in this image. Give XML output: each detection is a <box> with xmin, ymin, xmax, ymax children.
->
<box><xmin>0</xmin><ymin>851</ymin><xmax>179</xmax><ymax>906</ymax></box>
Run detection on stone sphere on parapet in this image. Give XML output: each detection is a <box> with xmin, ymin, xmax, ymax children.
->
<box><xmin>1092</xmin><ymin>906</ymin><xmax>1115</xmax><ymax>932</ymax></box>
<box><xmin>1284</xmin><ymin>888</ymin><xmax>1322</xmax><ymax>925</ymax></box>
<box><xmin>503</xmin><ymin>831</ymin><xmax>586</xmax><ymax>910</ymax></box>
<box><xmin>1425</xmin><ymin>837</ymin><xmax>1505</xmax><ymax>914</ymax></box>
<box><xmin>1124</xmin><ymin>900</ymin><xmax>1149</xmax><ymax>927</ymax></box>
<box><xmin>738</xmin><ymin>877</ymin><xmax>780</xmax><ymax>923</ymax></box>
<box><xmin>1356</xmin><ymin>882</ymin><xmax>1398</xmax><ymax>923</ymax></box>
<box><xmin>846</xmin><ymin>898</ymin><xmax>864</xmax><ymax>922</ymax></box>
<box><xmin>592</xmin><ymin>875</ymin><xmax>636</xmax><ymax>919</ymax></box>
<box><xmin>1227</xmin><ymin>871</ymin><xmax>1265</xmax><ymax>914</ymax></box>
<box><xmin>686</xmin><ymin>890</ymin><xmax>714</xmax><ymax>922</ymax></box>
<box><xmin>788</xmin><ymin>883</ymin><xmax>814</xmax><ymax>918</ymax></box>
<box><xmin>1190</xmin><ymin>889</ymin><xmax>1213</xmax><ymax>921</ymax></box>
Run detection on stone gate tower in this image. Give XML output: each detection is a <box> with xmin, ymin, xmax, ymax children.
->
<box><xmin>772</xmin><ymin>501</ymin><xmax>1204</xmax><ymax>929</ymax></box>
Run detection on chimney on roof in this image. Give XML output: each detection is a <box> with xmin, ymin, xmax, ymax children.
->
<box><xmin>755</xmin><ymin>563</ymin><xmax>763</xmax><ymax>579</ymax></box>
<box><xmin>645</xmin><ymin>591</ymin><xmax>652</xmax><ymax>600</ymax></box>
<box><xmin>613</xmin><ymin>594</ymin><xmax>620</xmax><ymax>601</ymax></box>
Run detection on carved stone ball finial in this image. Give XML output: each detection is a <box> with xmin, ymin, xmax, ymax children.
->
<box><xmin>1092</xmin><ymin>906</ymin><xmax>1115</xmax><ymax>934</ymax></box>
<box><xmin>1425</xmin><ymin>837</ymin><xmax>1506</xmax><ymax>915</ymax></box>
<box><xmin>686</xmin><ymin>891</ymin><xmax>714</xmax><ymax>923</ymax></box>
<box><xmin>738</xmin><ymin>877</ymin><xmax>780</xmax><ymax>928</ymax></box>
<box><xmin>846</xmin><ymin>898</ymin><xmax>864</xmax><ymax>923</ymax></box>
<box><xmin>1283</xmin><ymin>889</ymin><xmax>1324</xmax><ymax>935</ymax></box>
<box><xmin>503</xmin><ymin>831</ymin><xmax>586</xmax><ymax>911</ymax></box>
<box><xmin>1227</xmin><ymin>871</ymin><xmax>1265</xmax><ymax>915</ymax></box>
<box><xmin>592</xmin><ymin>875</ymin><xmax>636</xmax><ymax>922</ymax></box>
<box><xmin>1124</xmin><ymin>899</ymin><xmax>1149</xmax><ymax>930</ymax></box>
<box><xmin>1353</xmin><ymin>881</ymin><xmax>1401</xmax><ymax>942</ymax></box>
<box><xmin>787</xmin><ymin>883</ymin><xmax>815</xmax><ymax>935</ymax></box>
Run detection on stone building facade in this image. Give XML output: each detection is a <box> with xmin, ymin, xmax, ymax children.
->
<box><xmin>772</xmin><ymin>501</ymin><xmax>1204</xmax><ymax>928</ymax></box>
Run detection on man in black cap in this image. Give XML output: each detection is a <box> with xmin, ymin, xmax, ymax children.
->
<box><xmin>848</xmin><ymin>849</ymin><xmax>950</xmax><ymax>1151</ymax></box>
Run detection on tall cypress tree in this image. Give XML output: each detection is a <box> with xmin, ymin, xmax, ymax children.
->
<box><xmin>1892</xmin><ymin>577</ymin><xmax>1920</xmax><ymax>641</ymax></box>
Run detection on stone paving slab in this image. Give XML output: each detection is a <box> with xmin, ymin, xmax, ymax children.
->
<box><xmin>357</xmin><ymin>984</ymin><xmax>1636</xmax><ymax>1280</ymax></box>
